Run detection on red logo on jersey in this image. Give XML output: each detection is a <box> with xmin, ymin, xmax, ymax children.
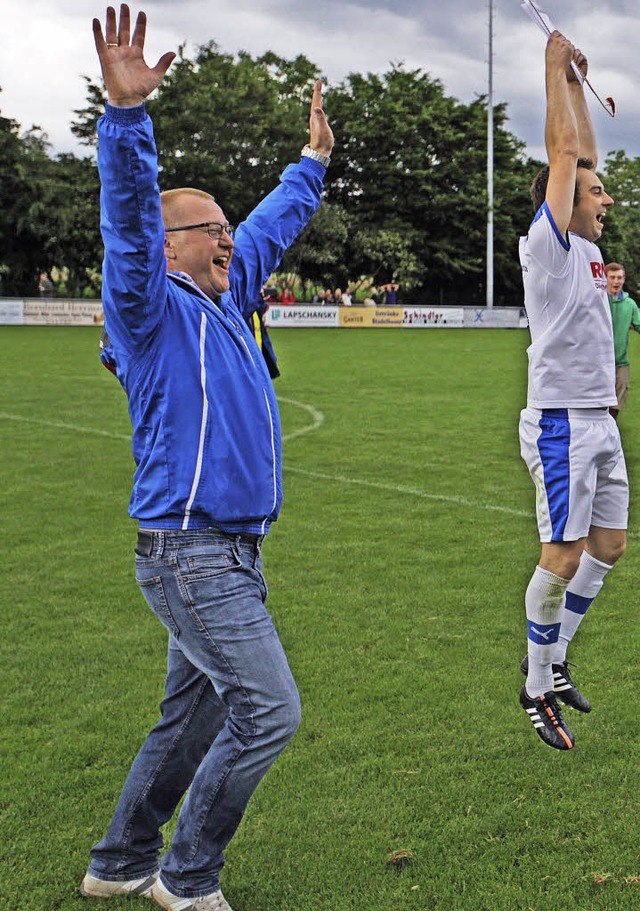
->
<box><xmin>591</xmin><ymin>260</ymin><xmax>607</xmax><ymax>290</ymax></box>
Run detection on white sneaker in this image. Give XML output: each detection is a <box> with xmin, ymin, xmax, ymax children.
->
<box><xmin>152</xmin><ymin>877</ymin><xmax>234</xmax><ymax>911</ymax></box>
<box><xmin>81</xmin><ymin>871</ymin><xmax>159</xmax><ymax>898</ymax></box>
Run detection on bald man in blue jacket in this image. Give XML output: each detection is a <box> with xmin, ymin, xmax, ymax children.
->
<box><xmin>81</xmin><ymin>7</ymin><xmax>333</xmax><ymax>910</ymax></box>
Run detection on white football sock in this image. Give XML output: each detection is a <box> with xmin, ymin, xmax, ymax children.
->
<box><xmin>553</xmin><ymin>550</ymin><xmax>612</xmax><ymax>663</ymax></box>
<box><xmin>525</xmin><ymin>565</ymin><xmax>570</xmax><ymax>698</ymax></box>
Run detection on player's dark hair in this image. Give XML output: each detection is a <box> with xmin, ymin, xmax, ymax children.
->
<box><xmin>529</xmin><ymin>158</ymin><xmax>595</xmax><ymax>213</ymax></box>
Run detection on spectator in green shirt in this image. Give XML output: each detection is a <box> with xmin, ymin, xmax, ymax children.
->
<box><xmin>606</xmin><ymin>262</ymin><xmax>640</xmax><ymax>419</ymax></box>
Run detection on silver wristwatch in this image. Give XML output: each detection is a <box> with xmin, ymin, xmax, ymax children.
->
<box><xmin>301</xmin><ymin>144</ymin><xmax>331</xmax><ymax>168</ymax></box>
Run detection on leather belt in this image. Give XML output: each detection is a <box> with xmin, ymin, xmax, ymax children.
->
<box><xmin>135</xmin><ymin>528</ymin><xmax>262</xmax><ymax>557</ymax></box>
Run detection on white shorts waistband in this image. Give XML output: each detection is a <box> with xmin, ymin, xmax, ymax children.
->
<box><xmin>528</xmin><ymin>407</ymin><xmax>611</xmax><ymax>422</ymax></box>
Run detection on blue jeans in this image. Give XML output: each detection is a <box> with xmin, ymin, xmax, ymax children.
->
<box><xmin>88</xmin><ymin>528</ymin><xmax>301</xmax><ymax>898</ymax></box>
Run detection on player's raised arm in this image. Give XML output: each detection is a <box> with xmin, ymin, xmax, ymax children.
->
<box><xmin>92</xmin><ymin>3</ymin><xmax>175</xmax><ymax>107</ymax></box>
<box><xmin>544</xmin><ymin>31</ymin><xmax>581</xmax><ymax>235</ymax></box>
<box><xmin>567</xmin><ymin>46</ymin><xmax>598</xmax><ymax>168</ymax></box>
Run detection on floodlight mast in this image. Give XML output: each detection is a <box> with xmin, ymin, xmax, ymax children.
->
<box><xmin>486</xmin><ymin>0</ymin><xmax>494</xmax><ymax>309</ymax></box>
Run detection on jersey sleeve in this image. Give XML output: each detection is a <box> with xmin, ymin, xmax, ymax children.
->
<box><xmin>97</xmin><ymin>104</ymin><xmax>168</xmax><ymax>352</ymax></box>
<box><xmin>521</xmin><ymin>202</ymin><xmax>572</xmax><ymax>277</ymax></box>
<box><xmin>228</xmin><ymin>157</ymin><xmax>326</xmax><ymax>320</ymax></box>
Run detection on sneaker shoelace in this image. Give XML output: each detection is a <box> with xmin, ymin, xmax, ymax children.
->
<box><xmin>540</xmin><ymin>693</ymin><xmax>565</xmax><ymax>728</ymax></box>
<box><xmin>558</xmin><ymin>661</ymin><xmax>577</xmax><ymax>683</ymax></box>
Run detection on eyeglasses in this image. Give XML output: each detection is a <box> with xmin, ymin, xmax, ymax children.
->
<box><xmin>165</xmin><ymin>222</ymin><xmax>236</xmax><ymax>240</ymax></box>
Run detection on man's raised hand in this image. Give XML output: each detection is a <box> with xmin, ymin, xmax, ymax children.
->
<box><xmin>308</xmin><ymin>80</ymin><xmax>334</xmax><ymax>157</ymax></box>
<box><xmin>545</xmin><ymin>30</ymin><xmax>575</xmax><ymax>75</ymax></box>
<box><xmin>93</xmin><ymin>4</ymin><xmax>175</xmax><ymax>108</ymax></box>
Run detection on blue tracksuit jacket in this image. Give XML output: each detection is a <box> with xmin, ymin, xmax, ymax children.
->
<box><xmin>98</xmin><ymin>103</ymin><xmax>325</xmax><ymax>533</ymax></box>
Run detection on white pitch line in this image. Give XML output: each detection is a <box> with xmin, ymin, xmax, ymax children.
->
<box><xmin>0</xmin><ymin>395</ymin><xmax>322</xmax><ymax>446</ymax></box>
<box><xmin>7</xmin><ymin>371</ymin><xmax>120</xmax><ymax>385</ymax></box>
<box><xmin>282</xmin><ymin>464</ymin><xmax>531</xmax><ymax>518</ymax></box>
<box><xmin>0</xmin><ymin>412</ymin><xmax>131</xmax><ymax>441</ymax></box>
<box><xmin>3</xmin><ymin>404</ymin><xmax>633</xmax><ymax>530</ymax></box>
<box><xmin>278</xmin><ymin>397</ymin><xmax>530</xmax><ymax>518</ymax></box>
<box><xmin>278</xmin><ymin>395</ymin><xmax>325</xmax><ymax>441</ymax></box>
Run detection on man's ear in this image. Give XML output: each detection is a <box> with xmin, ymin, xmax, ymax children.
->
<box><xmin>164</xmin><ymin>236</ymin><xmax>178</xmax><ymax>261</ymax></box>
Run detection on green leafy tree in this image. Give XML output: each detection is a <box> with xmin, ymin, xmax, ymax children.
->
<box><xmin>73</xmin><ymin>44</ymin><xmax>320</xmax><ymax>223</ymax></box>
<box><xmin>326</xmin><ymin>66</ymin><xmax>536</xmax><ymax>304</ymax></box>
<box><xmin>279</xmin><ymin>201</ymin><xmax>350</xmax><ymax>291</ymax></box>
<box><xmin>0</xmin><ymin>108</ymin><xmax>53</xmax><ymax>295</ymax></box>
<box><xmin>600</xmin><ymin>150</ymin><xmax>640</xmax><ymax>295</ymax></box>
<box><xmin>29</xmin><ymin>153</ymin><xmax>102</xmax><ymax>297</ymax></box>
<box><xmin>49</xmin><ymin>47</ymin><xmax>547</xmax><ymax>304</ymax></box>
<box><xmin>349</xmin><ymin>224</ymin><xmax>423</xmax><ymax>291</ymax></box>
<box><xmin>0</xmin><ymin>92</ymin><xmax>102</xmax><ymax>297</ymax></box>
<box><xmin>73</xmin><ymin>45</ymin><xmax>343</xmax><ymax>294</ymax></box>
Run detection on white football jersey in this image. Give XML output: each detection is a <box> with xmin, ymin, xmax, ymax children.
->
<box><xmin>519</xmin><ymin>203</ymin><xmax>616</xmax><ymax>408</ymax></box>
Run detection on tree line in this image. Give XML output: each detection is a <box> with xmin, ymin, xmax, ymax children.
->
<box><xmin>2</xmin><ymin>42</ymin><xmax>639</xmax><ymax>301</ymax></box>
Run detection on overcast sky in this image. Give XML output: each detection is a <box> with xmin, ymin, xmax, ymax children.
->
<box><xmin>3</xmin><ymin>0</ymin><xmax>639</xmax><ymax>164</ymax></box>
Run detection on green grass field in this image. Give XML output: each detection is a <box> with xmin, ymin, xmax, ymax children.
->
<box><xmin>2</xmin><ymin>325</ymin><xmax>640</xmax><ymax>911</ymax></box>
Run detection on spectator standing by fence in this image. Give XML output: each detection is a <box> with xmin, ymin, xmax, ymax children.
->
<box><xmin>278</xmin><ymin>286</ymin><xmax>295</xmax><ymax>304</ymax></box>
<box><xmin>606</xmin><ymin>262</ymin><xmax>640</xmax><ymax>420</ymax></box>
